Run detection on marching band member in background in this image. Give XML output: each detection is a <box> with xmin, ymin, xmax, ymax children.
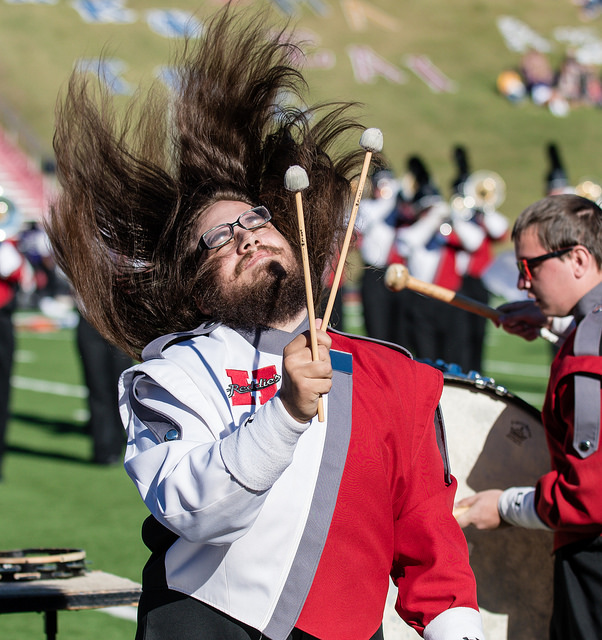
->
<box><xmin>355</xmin><ymin>167</ymin><xmax>413</xmax><ymax>346</ymax></box>
<box><xmin>45</xmin><ymin>7</ymin><xmax>484</xmax><ymax>639</ymax></box>
<box><xmin>395</xmin><ymin>156</ymin><xmax>485</xmax><ymax>367</ymax></box>
<box><xmin>544</xmin><ymin>142</ymin><xmax>574</xmax><ymax>196</ymax></box>
<box><xmin>76</xmin><ymin>313</ymin><xmax>132</xmax><ymax>465</ymax></box>
<box><xmin>456</xmin><ymin>194</ymin><xmax>602</xmax><ymax>640</ymax></box>
<box><xmin>0</xmin><ymin>196</ymin><xmax>28</xmax><ymax>480</ymax></box>
<box><xmin>450</xmin><ymin>147</ymin><xmax>509</xmax><ymax>373</ymax></box>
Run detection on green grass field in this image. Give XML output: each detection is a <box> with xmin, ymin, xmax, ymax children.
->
<box><xmin>0</xmin><ymin>300</ymin><xmax>551</xmax><ymax>638</ymax></box>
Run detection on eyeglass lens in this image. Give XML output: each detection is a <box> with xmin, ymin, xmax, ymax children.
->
<box><xmin>202</xmin><ymin>207</ymin><xmax>271</xmax><ymax>249</ymax></box>
<box><xmin>516</xmin><ymin>247</ymin><xmax>574</xmax><ymax>280</ymax></box>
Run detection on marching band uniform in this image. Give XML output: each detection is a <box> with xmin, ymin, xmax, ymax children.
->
<box><xmin>449</xmin><ymin>147</ymin><xmax>509</xmax><ymax>373</ymax></box>
<box><xmin>121</xmin><ymin>321</ymin><xmax>483</xmax><ymax>640</ymax></box>
<box><xmin>356</xmin><ymin>171</ymin><xmax>414</xmax><ymax>347</ymax></box>
<box><xmin>0</xmin><ymin>238</ymin><xmax>26</xmax><ymax>479</ymax></box>
<box><xmin>395</xmin><ymin>189</ymin><xmax>484</xmax><ymax>367</ymax></box>
<box><xmin>498</xmin><ymin>282</ymin><xmax>602</xmax><ymax>639</ymax></box>
<box><xmin>455</xmin><ymin>207</ymin><xmax>508</xmax><ymax>373</ymax></box>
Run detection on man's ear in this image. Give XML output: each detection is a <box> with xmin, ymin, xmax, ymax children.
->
<box><xmin>572</xmin><ymin>245</ymin><xmax>593</xmax><ymax>278</ymax></box>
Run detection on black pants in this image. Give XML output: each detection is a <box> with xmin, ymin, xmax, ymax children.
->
<box><xmin>0</xmin><ymin>309</ymin><xmax>14</xmax><ymax>478</ymax></box>
<box><xmin>550</xmin><ymin>536</ymin><xmax>602</xmax><ymax>640</ymax></box>
<box><xmin>76</xmin><ymin>315</ymin><xmax>131</xmax><ymax>464</ymax></box>
<box><xmin>360</xmin><ymin>265</ymin><xmax>414</xmax><ymax>349</ymax></box>
<box><xmin>136</xmin><ymin>589</ymin><xmax>384</xmax><ymax>640</ymax></box>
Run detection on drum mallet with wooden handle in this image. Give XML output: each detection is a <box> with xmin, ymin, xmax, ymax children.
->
<box><xmin>384</xmin><ymin>263</ymin><xmax>501</xmax><ymax>321</ymax></box>
<box><xmin>385</xmin><ymin>263</ymin><xmax>558</xmax><ymax>343</ymax></box>
<box><xmin>285</xmin><ymin>165</ymin><xmax>325</xmax><ymax>422</ymax></box>
<box><xmin>322</xmin><ymin>127</ymin><xmax>383</xmax><ymax>328</ymax></box>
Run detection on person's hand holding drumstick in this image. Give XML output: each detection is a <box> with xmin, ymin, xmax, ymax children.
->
<box><xmin>454</xmin><ymin>490</ymin><xmax>504</xmax><ymax>530</ymax></box>
<box><xmin>494</xmin><ymin>299</ymin><xmax>550</xmax><ymax>342</ymax></box>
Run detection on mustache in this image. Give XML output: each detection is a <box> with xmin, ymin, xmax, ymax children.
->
<box><xmin>234</xmin><ymin>245</ymin><xmax>284</xmax><ymax>277</ymax></box>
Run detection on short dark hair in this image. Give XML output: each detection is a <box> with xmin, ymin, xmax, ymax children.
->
<box><xmin>512</xmin><ymin>194</ymin><xmax>602</xmax><ymax>269</ymax></box>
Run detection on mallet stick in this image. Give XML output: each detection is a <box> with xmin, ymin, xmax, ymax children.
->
<box><xmin>285</xmin><ymin>165</ymin><xmax>325</xmax><ymax>422</ymax></box>
<box><xmin>385</xmin><ymin>263</ymin><xmax>501</xmax><ymax>320</ymax></box>
<box><xmin>322</xmin><ymin>128</ymin><xmax>383</xmax><ymax>328</ymax></box>
<box><xmin>385</xmin><ymin>263</ymin><xmax>557</xmax><ymax>343</ymax></box>
<box><xmin>452</xmin><ymin>505</ymin><xmax>470</xmax><ymax>519</ymax></box>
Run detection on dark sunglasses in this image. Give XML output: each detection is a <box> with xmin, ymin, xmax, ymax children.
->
<box><xmin>198</xmin><ymin>206</ymin><xmax>272</xmax><ymax>251</ymax></box>
<box><xmin>516</xmin><ymin>246</ymin><xmax>575</xmax><ymax>280</ymax></box>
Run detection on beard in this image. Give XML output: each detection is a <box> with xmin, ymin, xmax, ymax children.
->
<box><xmin>199</xmin><ymin>246</ymin><xmax>308</xmax><ymax>330</ymax></box>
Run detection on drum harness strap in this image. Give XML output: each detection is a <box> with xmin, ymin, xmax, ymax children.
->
<box><xmin>572</xmin><ymin>305</ymin><xmax>602</xmax><ymax>459</ymax></box>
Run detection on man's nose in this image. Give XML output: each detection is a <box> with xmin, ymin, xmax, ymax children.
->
<box><xmin>517</xmin><ymin>273</ymin><xmax>530</xmax><ymax>291</ymax></box>
<box><xmin>235</xmin><ymin>226</ymin><xmax>260</xmax><ymax>252</ymax></box>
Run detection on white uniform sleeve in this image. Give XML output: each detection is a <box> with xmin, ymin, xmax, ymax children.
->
<box><xmin>498</xmin><ymin>486</ymin><xmax>553</xmax><ymax>530</ymax></box>
<box><xmin>451</xmin><ymin>216</ymin><xmax>486</xmax><ymax>252</ymax></box>
<box><xmin>122</xmin><ymin>374</ymin><xmax>310</xmax><ymax>545</ymax></box>
<box><xmin>0</xmin><ymin>242</ymin><xmax>22</xmax><ymax>278</ymax></box>
<box><xmin>396</xmin><ymin>202</ymin><xmax>449</xmax><ymax>256</ymax></box>
<box><xmin>481</xmin><ymin>209</ymin><xmax>509</xmax><ymax>238</ymax></box>
<box><xmin>220</xmin><ymin>395</ymin><xmax>309</xmax><ymax>491</ymax></box>
<box><xmin>423</xmin><ymin>607</ymin><xmax>485</xmax><ymax>640</ymax></box>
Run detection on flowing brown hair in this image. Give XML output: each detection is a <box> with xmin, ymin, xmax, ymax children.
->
<box><xmin>46</xmin><ymin>5</ymin><xmax>370</xmax><ymax>359</ymax></box>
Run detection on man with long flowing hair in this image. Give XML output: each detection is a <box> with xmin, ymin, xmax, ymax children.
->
<box><xmin>47</xmin><ymin>7</ymin><xmax>483</xmax><ymax>640</ymax></box>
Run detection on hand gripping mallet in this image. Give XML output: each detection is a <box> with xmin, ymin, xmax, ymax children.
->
<box><xmin>322</xmin><ymin>128</ymin><xmax>383</xmax><ymax>328</ymax></box>
<box><xmin>285</xmin><ymin>165</ymin><xmax>325</xmax><ymax>422</ymax></box>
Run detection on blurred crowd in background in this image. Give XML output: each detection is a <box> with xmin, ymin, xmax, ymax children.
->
<box><xmin>498</xmin><ymin>48</ymin><xmax>602</xmax><ymax>116</ymax></box>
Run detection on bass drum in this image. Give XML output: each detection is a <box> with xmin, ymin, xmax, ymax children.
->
<box><xmin>383</xmin><ymin>366</ymin><xmax>554</xmax><ymax>640</ymax></box>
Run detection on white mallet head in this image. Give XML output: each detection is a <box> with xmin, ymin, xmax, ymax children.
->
<box><xmin>284</xmin><ymin>165</ymin><xmax>309</xmax><ymax>192</ymax></box>
<box><xmin>359</xmin><ymin>128</ymin><xmax>383</xmax><ymax>153</ymax></box>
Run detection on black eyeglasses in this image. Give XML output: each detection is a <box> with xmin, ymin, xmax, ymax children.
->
<box><xmin>198</xmin><ymin>206</ymin><xmax>272</xmax><ymax>251</ymax></box>
<box><xmin>516</xmin><ymin>247</ymin><xmax>576</xmax><ymax>280</ymax></box>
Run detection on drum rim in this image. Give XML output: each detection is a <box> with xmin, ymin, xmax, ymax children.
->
<box><xmin>442</xmin><ymin>374</ymin><xmax>542</xmax><ymax>424</ymax></box>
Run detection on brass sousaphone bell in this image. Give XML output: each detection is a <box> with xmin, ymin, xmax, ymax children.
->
<box><xmin>575</xmin><ymin>179</ymin><xmax>602</xmax><ymax>205</ymax></box>
<box><xmin>460</xmin><ymin>170</ymin><xmax>506</xmax><ymax>212</ymax></box>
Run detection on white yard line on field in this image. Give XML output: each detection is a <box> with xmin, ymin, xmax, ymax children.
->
<box><xmin>99</xmin><ymin>606</ymin><xmax>137</xmax><ymax>622</ymax></box>
<box><xmin>11</xmin><ymin>375</ymin><xmax>88</xmax><ymax>398</ymax></box>
<box><xmin>483</xmin><ymin>360</ymin><xmax>550</xmax><ymax>378</ymax></box>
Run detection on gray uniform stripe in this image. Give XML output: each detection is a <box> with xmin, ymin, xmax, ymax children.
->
<box><xmin>573</xmin><ymin>307</ymin><xmax>602</xmax><ymax>458</ymax></box>
<box><xmin>263</xmin><ymin>355</ymin><xmax>353</xmax><ymax>640</ymax></box>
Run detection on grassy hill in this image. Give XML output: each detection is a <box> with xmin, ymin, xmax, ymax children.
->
<box><xmin>0</xmin><ymin>0</ymin><xmax>600</xmax><ymax>226</ymax></box>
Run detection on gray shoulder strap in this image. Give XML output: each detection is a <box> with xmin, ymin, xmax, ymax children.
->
<box><xmin>572</xmin><ymin>307</ymin><xmax>602</xmax><ymax>458</ymax></box>
<box><xmin>434</xmin><ymin>404</ymin><xmax>452</xmax><ymax>486</ymax></box>
<box><xmin>133</xmin><ymin>322</ymin><xmax>219</xmax><ymax>443</ymax></box>
<box><xmin>141</xmin><ymin>321</ymin><xmax>219</xmax><ymax>361</ymax></box>
<box><xmin>129</xmin><ymin>372</ymin><xmax>184</xmax><ymax>443</ymax></box>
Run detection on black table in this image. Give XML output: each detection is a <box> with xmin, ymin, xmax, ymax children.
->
<box><xmin>0</xmin><ymin>570</ymin><xmax>141</xmax><ymax>639</ymax></box>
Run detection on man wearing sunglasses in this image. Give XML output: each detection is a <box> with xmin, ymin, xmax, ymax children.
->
<box><xmin>46</xmin><ymin>7</ymin><xmax>484</xmax><ymax>640</ymax></box>
<box><xmin>456</xmin><ymin>194</ymin><xmax>602</xmax><ymax>639</ymax></box>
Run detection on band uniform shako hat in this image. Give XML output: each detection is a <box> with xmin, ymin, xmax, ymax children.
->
<box><xmin>405</xmin><ymin>155</ymin><xmax>442</xmax><ymax>213</ymax></box>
